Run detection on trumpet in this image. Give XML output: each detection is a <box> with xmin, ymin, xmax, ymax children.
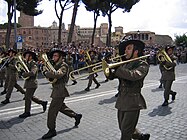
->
<box><xmin>15</xmin><ymin>54</ymin><xmax>30</xmax><ymax>80</ymax></box>
<box><xmin>102</xmin><ymin>54</ymin><xmax>150</xmax><ymax>77</ymax></box>
<box><xmin>157</xmin><ymin>49</ymin><xmax>172</xmax><ymax>70</ymax></box>
<box><xmin>41</xmin><ymin>53</ymin><xmax>57</xmax><ymax>83</ymax></box>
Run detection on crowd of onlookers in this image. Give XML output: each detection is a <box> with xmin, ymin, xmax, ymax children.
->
<box><xmin>0</xmin><ymin>43</ymin><xmax>187</xmax><ymax>72</ymax></box>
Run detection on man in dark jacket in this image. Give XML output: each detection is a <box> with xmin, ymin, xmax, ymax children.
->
<box><xmin>42</xmin><ymin>48</ymin><xmax>82</xmax><ymax>139</ymax></box>
<box><xmin>19</xmin><ymin>51</ymin><xmax>48</xmax><ymax>118</ymax></box>
<box><xmin>107</xmin><ymin>40</ymin><xmax>150</xmax><ymax>140</ymax></box>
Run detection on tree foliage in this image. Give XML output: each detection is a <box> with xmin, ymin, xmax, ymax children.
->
<box><xmin>175</xmin><ymin>34</ymin><xmax>187</xmax><ymax>48</ymax></box>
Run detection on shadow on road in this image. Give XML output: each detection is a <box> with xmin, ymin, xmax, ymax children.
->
<box><xmin>0</xmin><ymin>117</ymin><xmax>24</xmax><ymax>129</ymax></box>
<box><xmin>148</xmin><ymin>105</ymin><xmax>172</xmax><ymax>117</ymax></box>
<box><xmin>151</xmin><ymin>87</ymin><xmax>164</xmax><ymax>92</ymax></box>
<box><xmin>98</xmin><ymin>96</ymin><xmax>117</xmax><ymax>105</ymax></box>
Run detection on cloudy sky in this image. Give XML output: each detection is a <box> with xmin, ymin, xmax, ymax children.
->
<box><xmin>0</xmin><ymin>0</ymin><xmax>187</xmax><ymax>39</ymax></box>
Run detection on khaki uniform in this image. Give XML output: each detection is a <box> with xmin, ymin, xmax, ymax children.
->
<box><xmin>66</xmin><ymin>55</ymin><xmax>76</xmax><ymax>83</ymax></box>
<box><xmin>23</xmin><ymin>60</ymin><xmax>45</xmax><ymax>113</ymax></box>
<box><xmin>113</xmin><ymin>60</ymin><xmax>149</xmax><ymax>140</ymax></box>
<box><xmin>45</xmin><ymin>60</ymin><xmax>76</xmax><ymax>130</ymax></box>
<box><xmin>160</xmin><ymin>54</ymin><xmax>177</xmax><ymax>101</ymax></box>
<box><xmin>5</xmin><ymin>57</ymin><xmax>25</xmax><ymax>99</ymax></box>
<box><xmin>86</xmin><ymin>55</ymin><xmax>100</xmax><ymax>88</ymax></box>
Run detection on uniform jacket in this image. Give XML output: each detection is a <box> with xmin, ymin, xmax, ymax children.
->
<box><xmin>161</xmin><ymin>54</ymin><xmax>177</xmax><ymax>81</ymax></box>
<box><xmin>114</xmin><ymin>59</ymin><xmax>149</xmax><ymax>111</ymax></box>
<box><xmin>6</xmin><ymin>57</ymin><xmax>19</xmax><ymax>80</ymax></box>
<box><xmin>45</xmin><ymin>60</ymin><xmax>69</xmax><ymax>98</ymax></box>
<box><xmin>22</xmin><ymin>60</ymin><xmax>38</xmax><ymax>89</ymax></box>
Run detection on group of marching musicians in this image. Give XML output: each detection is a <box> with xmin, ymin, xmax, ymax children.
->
<box><xmin>0</xmin><ymin>39</ymin><xmax>178</xmax><ymax>140</ymax></box>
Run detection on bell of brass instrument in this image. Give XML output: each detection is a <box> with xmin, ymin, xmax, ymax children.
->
<box><xmin>157</xmin><ymin>49</ymin><xmax>172</xmax><ymax>70</ymax></box>
<box><xmin>102</xmin><ymin>54</ymin><xmax>150</xmax><ymax>77</ymax></box>
<box><xmin>15</xmin><ymin>54</ymin><xmax>30</xmax><ymax>80</ymax></box>
<box><xmin>41</xmin><ymin>53</ymin><xmax>57</xmax><ymax>83</ymax></box>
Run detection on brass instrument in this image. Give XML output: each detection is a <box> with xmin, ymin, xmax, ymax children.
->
<box><xmin>102</xmin><ymin>54</ymin><xmax>150</xmax><ymax>77</ymax></box>
<box><xmin>15</xmin><ymin>54</ymin><xmax>30</xmax><ymax>80</ymax></box>
<box><xmin>69</xmin><ymin>54</ymin><xmax>126</xmax><ymax>81</ymax></box>
<box><xmin>157</xmin><ymin>49</ymin><xmax>172</xmax><ymax>70</ymax></box>
<box><xmin>41</xmin><ymin>53</ymin><xmax>57</xmax><ymax>83</ymax></box>
<box><xmin>92</xmin><ymin>54</ymin><xmax>126</xmax><ymax>72</ymax></box>
<box><xmin>0</xmin><ymin>56</ymin><xmax>9</xmax><ymax>64</ymax></box>
<box><xmin>0</xmin><ymin>57</ymin><xmax>11</xmax><ymax>71</ymax></box>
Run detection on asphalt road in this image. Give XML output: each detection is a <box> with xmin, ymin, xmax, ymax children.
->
<box><xmin>0</xmin><ymin>63</ymin><xmax>187</xmax><ymax>140</ymax></box>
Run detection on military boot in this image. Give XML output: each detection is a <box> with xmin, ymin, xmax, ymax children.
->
<box><xmin>138</xmin><ymin>133</ymin><xmax>150</xmax><ymax>140</ymax></box>
<box><xmin>42</xmin><ymin>101</ymin><xmax>48</xmax><ymax>112</ymax></box>
<box><xmin>1</xmin><ymin>98</ymin><xmax>10</xmax><ymax>104</ymax></box>
<box><xmin>42</xmin><ymin>129</ymin><xmax>56</xmax><ymax>139</ymax></box>
<box><xmin>75</xmin><ymin>114</ymin><xmax>82</xmax><ymax>127</ymax></box>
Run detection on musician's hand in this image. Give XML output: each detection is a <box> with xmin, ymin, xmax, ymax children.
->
<box><xmin>18</xmin><ymin>70</ymin><xmax>25</xmax><ymax>77</ymax></box>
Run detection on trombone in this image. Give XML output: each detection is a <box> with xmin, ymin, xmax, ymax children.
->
<box><xmin>92</xmin><ymin>54</ymin><xmax>126</xmax><ymax>72</ymax></box>
<box><xmin>102</xmin><ymin>54</ymin><xmax>150</xmax><ymax>77</ymax></box>
<box><xmin>69</xmin><ymin>54</ymin><xmax>126</xmax><ymax>80</ymax></box>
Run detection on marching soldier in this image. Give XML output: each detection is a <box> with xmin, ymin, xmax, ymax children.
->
<box><xmin>42</xmin><ymin>48</ymin><xmax>82</xmax><ymax>139</ymax></box>
<box><xmin>85</xmin><ymin>50</ymin><xmax>100</xmax><ymax>91</ymax></box>
<box><xmin>107</xmin><ymin>40</ymin><xmax>150</xmax><ymax>140</ymax></box>
<box><xmin>19</xmin><ymin>51</ymin><xmax>48</xmax><ymax>118</ymax></box>
<box><xmin>1</xmin><ymin>48</ymin><xmax>26</xmax><ymax>104</ymax></box>
<box><xmin>160</xmin><ymin>45</ymin><xmax>177</xmax><ymax>106</ymax></box>
<box><xmin>0</xmin><ymin>51</ymin><xmax>7</xmax><ymax>87</ymax></box>
<box><xmin>65</xmin><ymin>51</ymin><xmax>77</xmax><ymax>85</ymax></box>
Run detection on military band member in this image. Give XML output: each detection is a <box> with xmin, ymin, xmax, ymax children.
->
<box><xmin>0</xmin><ymin>51</ymin><xmax>7</xmax><ymax>87</ymax></box>
<box><xmin>1</xmin><ymin>48</ymin><xmax>26</xmax><ymax>104</ymax></box>
<box><xmin>42</xmin><ymin>48</ymin><xmax>82</xmax><ymax>139</ymax></box>
<box><xmin>160</xmin><ymin>45</ymin><xmax>177</xmax><ymax>106</ymax></box>
<box><xmin>107</xmin><ymin>40</ymin><xmax>150</xmax><ymax>140</ymax></box>
<box><xmin>19</xmin><ymin>51</ymin><xmax>48</xmax><ymax>118</ymax></box>
<box><xmin>85</xmin><ymin>50</ymin><xmax>100</xmax><ymax>91</ymax></box>
<box><xmin>65</xmin><ymin>51</ymin><xmax>77</xmax><ymax>85</ymax></box>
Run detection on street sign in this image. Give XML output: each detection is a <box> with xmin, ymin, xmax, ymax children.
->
<box><xmin>17</xmin><ymin>35</ymin><xmax>23</xmax><ymax>43</ymax></box>
<box><xmin>17</xmin><ymin>35</ymin><xmax>23</xmax><ymax>49</ymax></box>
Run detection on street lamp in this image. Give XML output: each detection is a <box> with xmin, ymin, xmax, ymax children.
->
<box><xmin>137</xmin><ymin>30</ymin><xmax>140</xmax><ymax>40</ymax></box>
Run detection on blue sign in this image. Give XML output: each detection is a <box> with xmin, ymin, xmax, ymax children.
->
<box><xmin>17</xmin><ymin>35</ymin><xmax>23</xmax><ymax>42</ymax></box>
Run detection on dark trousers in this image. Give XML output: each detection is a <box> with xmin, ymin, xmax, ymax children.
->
<box><xmin>117</xmin><ymin>110</ymin><xmax>140</xmax><ymax>140</ymax></box>
<box><xmin>163</xmin><ymin>80</ymin><xmax>173</xmax><ymax>100</ymax></box>
<box><xmin>25</xmin><ymin>88</ymin><xmax>44</xmax><ymax>113</ymax></box>
<box><xmin>87</xmin><ymin>73</ymin><xmax>99</xmax><ymax>87</ymax></box>
<box><xmin>47</xmin><ymin>98</ymin><xmax>76</xmax><ymax>130</ymax></box>
<box><xmin>6</xmin><ymin>79</ymin><xmax>25</xmax><ymax>99</ymax></box>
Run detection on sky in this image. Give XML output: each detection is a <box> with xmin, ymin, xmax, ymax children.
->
<box><xmin>0</xmin><ymin>0</ymin><xmax>187</xmax><ymax>39</ymax></box>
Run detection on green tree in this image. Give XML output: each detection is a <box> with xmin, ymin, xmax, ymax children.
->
<box><xmin>100</xmin><ymin>0</ymin><xmax>140</xmax><ymax>47</ymax></box>
<box><xmin>175</xmin><ymin>34</ymin><xmax>187</xmax><ymax>48</ymax></box>
<box><xmin>4</xmin><ymin>0</ymin><xmax>42</xmax><ymax>49</ymax></box>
